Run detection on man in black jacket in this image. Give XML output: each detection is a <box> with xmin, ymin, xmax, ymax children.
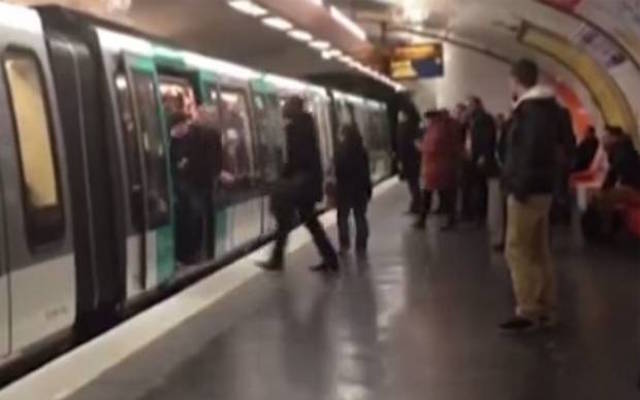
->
<box><xmin>501</xmin><ymin>59</ymin><xmax>562</xmax><ymax>333</ymax></box>
<box><xmin>260</xmin><ymin>96</ymin><xmax>338</xmax><ymax>272</ymax></box>
<box><xmin>467</xmin><ymin>96</ymin><xmax>497</xmax><ymax>225</ymax></box>
<box><xmin>396</xmin><ymin>107</ymin><xmax>422</xmax><ymax>214</ymax></box>
<box><xmin>573</xmin><ymin>125</ymin><xmax>599</xmax><ymax>172</ymax></box>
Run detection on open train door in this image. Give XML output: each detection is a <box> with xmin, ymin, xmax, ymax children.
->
<box><xmin>121</xmin><ymin>54</ymin><xmax>175</xmax><ymax>291</ymax></box>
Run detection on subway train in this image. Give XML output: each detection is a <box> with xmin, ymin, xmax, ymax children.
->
<box><xmin>0</xmin><ymin>2</ymin><xmax>393</xmax><ymax>373</ymax></box>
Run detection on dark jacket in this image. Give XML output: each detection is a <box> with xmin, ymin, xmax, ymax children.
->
<box><xmin>469</xmin><ymin>108</ymin><xmax>498</xmax><ymax>177</ymax></box>
<box><xmin>282</xmin><ymin>112</ymin><xmax>324</xmax><ymax>204</ymax></box>
<box><xmin>574</xmin><ymin>135</ymin><xmax>599</xmax><ymax>172</ymax></box>
<box><xmin>335</xmin><ymin>130</ymin><xmax>372</xmax><ymax>201</ymax></box>
<box><xmin>503</xmin><ymin>87</ymin><xmax>562</xmax><ymax>199</ymax></box>
<box><xmin>397</xmin><ymin>118</ymin><xmax>421</xmax><ymax>179</ymax></box>
<box><xmin>602</xmin><ymin>137</ymin><xmax>640</xmax><ymax>190</ymax></box>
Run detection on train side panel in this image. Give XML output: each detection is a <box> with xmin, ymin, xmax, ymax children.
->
<box><xmin>0</xmin><ymin>3</ymin><xmax>75</xmax><ymax>358</ymax></box>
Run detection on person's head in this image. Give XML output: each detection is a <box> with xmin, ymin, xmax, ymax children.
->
<box><xmin>603</xmin><ymin>125</ymin><xmax>625</xmax><ymax>153</ymax></box>
<box><xmin>424</xmin><ymin>109</ymin><xmax>440</xmax><ymax>126</ymax></box>
<box><xmin>510</xmin><ymin>58</ymin><xmax>539</xmax><ymax>98</ymax></box>
<box><xmin>467</xmin><ymin>96</ymin><xmax>483</xmax><ymax>112</ymax></box>
<box><xmin>283</xmin><ymin>96</ymin><xmax>304</xmax><ymax>120</ymax></box>
<box><xmin>584</xmin><ymin>125</ymin><xmax>596</xmax><ymax>139</ymax></box>
<box><xmin>454</xmin><ymin>103</ymin><xmax>467</xmax><ymax>120</ymax></box>
<box><xmin>341</xmin><ymin>123</ymin><xmax>362</xmax><ymax>145</ymax></box>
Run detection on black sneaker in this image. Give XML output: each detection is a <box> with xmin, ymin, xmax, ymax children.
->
<box><xmin>413</xmin><ymin>220</ymin><xmax>426</xmax><ymax>230</ymax></box>
<box><xmin>499</xmin><ymin>317</ymin><xmax>538</xmax><ymax>333</ymax></box>
<box><xmin>257</xmin><ymin>260</ymin><xmax>283</xmax><ymax>271</ymax></box>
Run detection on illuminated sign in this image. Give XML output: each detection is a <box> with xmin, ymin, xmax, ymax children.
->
<box><xmin>390</xmin><ymin>43</ymin><xmax>444</xmax><ymax>80</ymax></box>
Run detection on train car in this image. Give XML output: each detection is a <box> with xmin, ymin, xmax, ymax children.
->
<box><xmin>0</xmin><ymin>2</ymin><xmax>394</xmax><ymax>374</ymax></box>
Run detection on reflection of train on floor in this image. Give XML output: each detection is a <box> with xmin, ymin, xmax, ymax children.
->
<box><xmin>0</xmin><ymin>3</ymin><xmax>393</xmax><ymax>372</ymax></box>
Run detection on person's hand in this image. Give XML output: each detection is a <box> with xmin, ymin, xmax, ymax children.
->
<box><xmin>219</xmin><ymin>171</ymin><xmax>235</xmax><ymax>186</ymax></box>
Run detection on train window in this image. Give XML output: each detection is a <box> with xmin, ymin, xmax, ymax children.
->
<box><xmin>219</xmin><ymin>90</ymin><xmax>254</xmax><ymax>183</ymax></box>
<box><xmin>114</xmin><ymin>73</ymin><xmax>144</xmax><ymax>229</ymax></box>
<box><xmin>252</xmin><ymin>93</ymin><xmax>284</xmax><ymax>182</ymax></box>
<box><xmin>130</xmin><ymin>70</ymin><xmax>170</xmax><ymax>229</ymax></box>
<box><xmin>4</xmin><ymin>50</ymin><xmax>64</xmax><ymax>247</ymax></box>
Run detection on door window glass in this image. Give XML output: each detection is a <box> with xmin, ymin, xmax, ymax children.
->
<box><xmin>130</xmin><ymin>70</ymin><xmax>170</xmax><ymax>228</ymax></box>
<box><xmin>252</xmin><ymin>93</ymin><xmax>284</xmax><ymax>182</ymax></box>
<box><xmin>219</xmin><ymin>90</ymin><xmax>254</xmax><ymax>184</ymax></box>
<box><xmin>4</xmin><ymin>51</ymin><xmax>64</xmax><ymax>247</ymax></box>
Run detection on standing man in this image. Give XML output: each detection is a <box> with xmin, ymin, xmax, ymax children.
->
<box><xmin>501</xmin><ymin>59</ymin><xmax>561</xmax><ymax>332</ymax></box>
<box><xmin>468</xmin><ymin>96</ymin><xmax>497</xmax><ymax>226</ymax></box>
<box><xmin>260</xmin><ymin>96</ymin><xmax>339</xmax><ymax>272</ymax></box>
<box><xmin>397</xmin><ymin>107</ymin><xmax>422</xmax><ymax>214</ymax></box>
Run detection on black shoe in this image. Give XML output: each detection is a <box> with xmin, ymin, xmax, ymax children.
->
<box><xmin>355</xmin><ymin>248</ymin><xmax>367</xmax><ymax>259</ymax></box>
<box><xmin>413</xmin><ymin>220</ymin><xmax>426</xmax><ymax>230</ymax></box>
<box><xmin>310</xmin><ymin>260</ymin><xmax>339</xmax><ymax>273</ymax></box>
<box><xmin>257</xmin><ymin>260</ymin><xmax>283</xmax><ymax>271</ymax></box>
<box><xmin>499</xmin><ymin>317</ymin><xmax>538</xmax><ymax>333</ymax></box>
<box><xmin>339</xmin><ymin>246</ymin><xmax>350</xmax><ymax>256</ymax></box>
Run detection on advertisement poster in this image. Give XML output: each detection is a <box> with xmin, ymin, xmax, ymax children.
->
<box><xmin>571</xmin><ymin>24</ymin><xmax>627</xmax><ymax>69</ymax></box>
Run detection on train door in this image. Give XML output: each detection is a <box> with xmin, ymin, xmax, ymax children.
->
<box><xmin>116</xmin><ymin>55</ymin><xmax>174</xmax><ymax>296</ymax></box>
<box><xmin>0</xmin><ymin>7</ymin><xmax>75</xmax><ymax>354</ymax></box>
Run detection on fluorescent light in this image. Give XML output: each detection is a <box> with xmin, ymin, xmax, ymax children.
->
<box><xmin>327</xmin><ymin>49</ymin><xmax>343</xmax><ymax>57</ymax></box>
<box><xmin>183</xmin><ymin>52</ymin><xmax>260</xmax><ymax>81</ymax></box>
<box><xmin>97</xmin><ymin>28</ymin><xmax>153</xmax><ymax>56</ymax></box>
<box><xmin>310</xmin><ymin>40</ymin><xmax>330</xmax><ymax>50</ymax></box>
<box><xmin>264</xmin><ymin>74</ymin><xmax>308</xmax><ymax>92</ymax></box>
<box><xmin>307</xmin><ymin>0</ymin><xmax>324</xmax><ymax>5</ymax></box>
<box><xmin>321</xmin><ymin>51</ymin><xmax>332</xmax><ymax>59</ymax></box>
<box><xmin>329</xmin><ymin>6</ymin><xmax>367</xmax><ymax>41</ymax></box>
<box><xmin>228</xmin><ymin>0</ymin><xmax>268</xmax><ymax>17</ymax></box>
<box><xmin>288</xmin><ymin>29</ymin><xmax>313</xmax><ymax>42</ymax></box>
<box><xmin>261</xmin><ymin>16</ymin><xmax>293</xmax><ymax>31</ymax></box>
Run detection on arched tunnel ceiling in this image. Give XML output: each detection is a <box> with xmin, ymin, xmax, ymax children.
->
<box><xmin>7</xmin><ymin>0</ymin><xmax>640</xmax><ymax>136</ymax></box>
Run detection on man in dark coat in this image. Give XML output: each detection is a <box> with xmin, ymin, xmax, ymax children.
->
<box><xmin>573</xmin><ymin>125</ymin><xmax>599</xmax><ymax>172</ymax></box>
<box><xmin>396</xmin><ymin>107</ymin><xmax>422</xmax><ymax>214</ymax></box>
<box><xmin>335</xmin><ymin>123</ymin><xmax>372</xmax><ymax>255</ymax></box>
<box><xmin>260</xmin><ymin>96</ymin><xmax>338</xmax><ymax>272</ymax></box>
<box><xmin>467</xmin><ymin>96</ymin><xmax>497</xmax><ymax>225</ymax></box>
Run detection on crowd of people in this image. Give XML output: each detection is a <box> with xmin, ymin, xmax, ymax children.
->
<box><xmin>397</xmin><ymin>58</ymin><xmax>640</xmax><ymax>333</ymax></box>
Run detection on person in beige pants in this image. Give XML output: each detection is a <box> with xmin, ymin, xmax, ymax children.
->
<box><xmin>501</xmin><ymin>58</ymin><xmax>567</xmax><ymax>333</ymax></box>
<box><xmin>505</xmin><ymin>195</ymin><xmax>555</xmax><ymax>320</ymax></box>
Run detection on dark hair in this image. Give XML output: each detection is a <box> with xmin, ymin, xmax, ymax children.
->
<box><xmin>424</xmin><ymin>109</ymin><xmax>440</xmax><ymax>119</ymax></box>
<box><xmin>605</xmin><ymin>125</ymin><xmax>625</xmax><ymax>137</ymax></box>
<box><xmin>586</xmin><ymin>125</ymin><xmax>595</xmax><ymax>135</ymax></box>
<box><xmin>511</xmin><ymin>58</ymin><xmax>539</xmax><ymax>88</ymax></box>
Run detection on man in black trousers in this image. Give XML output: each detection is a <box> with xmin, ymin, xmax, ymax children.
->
<box><xmin>260</xmin><ymin>96</ymin><xmax>339</xmax><ymax>273</ymax></box>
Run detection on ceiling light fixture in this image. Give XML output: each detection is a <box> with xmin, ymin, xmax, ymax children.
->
<box><xmin>288</xmin><ymin>29</ymin><xmax>313</xmax><ymax>42</ymax></box>
<box><xmin>329</xmin><ymin>6</ymin><xmax>367</xmax><ymax>41</ymax></box>
<box><xmin>227</xmin><ymin>0</ymin><xmax>268</xmax><ymax>17</ymax></box>
<box><xmin>261</xmin><ymin>16</ymin><xmax>293</xmax><ymax>31</ymax></box>
<box><xmin>310</xmin><ymin>40</ymin><xmax>330</xmax><ymax>50</ymax></box>
<box><xmin>321</xmin><ymin>51</ymin><xmax>332</xmax><ymax>59</ymax></box>
<box><xmin>307</xmin><ymin>0</ymin><xmax>324</xmax><ymax>6</ymax></box>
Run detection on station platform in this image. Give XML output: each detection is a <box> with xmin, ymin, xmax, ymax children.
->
<box><xmin>3</xmin><ymin>179</ymin><xmax>640</xmax><ymax>400</ymax></box>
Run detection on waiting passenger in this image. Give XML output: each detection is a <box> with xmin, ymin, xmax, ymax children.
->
<box><xmin>259</xmin><ymin>96</ymin><xmax>339</xmax><ymax>273</ymax></box>
<box><xmin>414</xmin><ymin>110</ymin><xmax>463</xmax><ymax>231</ymax></box>
<box><xmin>573</xmin><ymin>125</ymin><xmax>600</xmax><ymax>173</ymax></box>
<box><xmin>501</xmin><ymin>58</ymin><xmax>561</xmax><ymax>333</ymax></box>
<box><xmin>397</xmin><ymin>107</ymin><xmax>422</xmax><ymax>215</ymax></box>
<box><xmin>335</xmin><ymin>124</ymin><xmax>372</xmax><ymax>256</ymax></box>
<box><xmin>466</xmin><ymin>96</ymin><xmax>497</xmax><ymax>226</ymax></box>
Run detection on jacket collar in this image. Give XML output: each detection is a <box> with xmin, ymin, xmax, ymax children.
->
<box><xmin>514</xmin><ymin>85</ymin><xmax>556</xmax><ymax>109</ymax></box>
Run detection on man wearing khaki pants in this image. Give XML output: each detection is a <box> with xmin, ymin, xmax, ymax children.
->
<box><xmin>501</xmin><ymin>59</ymin><xmax>563</xmax><ymax>333</ymax></box>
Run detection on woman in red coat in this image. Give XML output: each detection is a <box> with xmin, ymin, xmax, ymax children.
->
<box><xmin>415</xmin><ymin>110</ymin><xmax>463</xmax><ymax>230</ymax></box>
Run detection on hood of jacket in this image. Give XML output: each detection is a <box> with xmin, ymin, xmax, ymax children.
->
<box><xmin>514</xmin><ymin>85</ymin><xmax>556</xmax><ymax>109</ymax></box>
